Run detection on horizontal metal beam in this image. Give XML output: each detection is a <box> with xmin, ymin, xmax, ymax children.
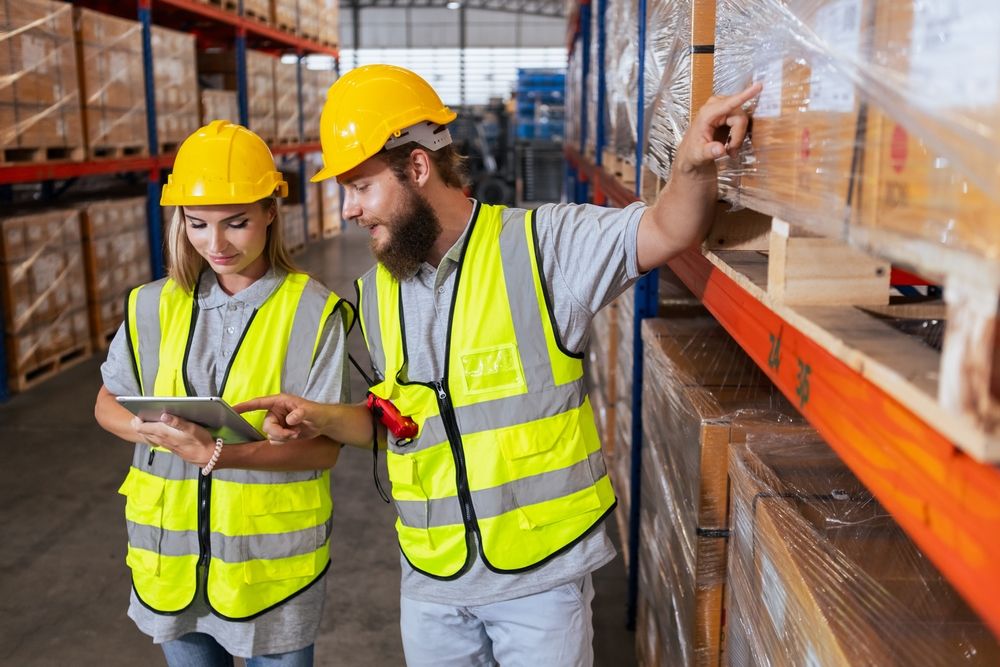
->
<box><xmin>342</xmin><ymin>0</ymin><xmax>566</xmax><ymax>17</ymax></box>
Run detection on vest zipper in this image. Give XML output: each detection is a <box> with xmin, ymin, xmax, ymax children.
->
<box><xmin>433</xmin><ymin>380</ymin><xmax>476</xmax><ymax>530</ymax></box>
<box><xmin>198</xmin><ymin>474</ymin><xmax>212</xmax><ymax>567</ymax></box>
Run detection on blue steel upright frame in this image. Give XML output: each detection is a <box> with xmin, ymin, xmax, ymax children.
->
<box><xmin>140</xmin><ymin>0</ymin><xmax>165</xmax><ymax>280</ymax></box>
<box><xmin>626</xmin><ymin>0</ymin><xmax>660</xmax><ymax>632</ymax></box>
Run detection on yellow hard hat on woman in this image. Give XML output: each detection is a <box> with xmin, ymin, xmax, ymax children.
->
<box><xmin>311</xmin><ymin>64</ymin><xmax>457</xmax><ymax>182</ymax></box>
<box><xmin>161</xmin><ymin>120</ymin><xmax>288</xmax><ymax>206</ymax></box>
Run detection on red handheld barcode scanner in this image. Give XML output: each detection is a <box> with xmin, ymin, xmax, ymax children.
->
<box><xmin>366</xmin><ymin>392</ymin><xmax>418</xmax><ymax>441</ymax></box>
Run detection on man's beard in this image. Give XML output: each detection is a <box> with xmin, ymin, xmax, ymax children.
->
<box><xmin>367</xmin><ymin>186</ymin><xmax>441</xmax><ymax>280</ymax></box>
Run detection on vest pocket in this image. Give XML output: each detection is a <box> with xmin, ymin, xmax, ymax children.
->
<box><xmin>387</xmin><ymin>454</ymin><xmax>429</xmax><ymax>529</ymax></box>
<box><xmin>118</xmin><ymin>468</ymin><xmax>166</xmax><ymax>573</ymax></box>
<box><xmin>240</xmin><ymin>484</ymin><xmax>324</xmax><ymax>581</ymax></box>
<box><xmin>458</xmin><ymin>344</ymin><xmax>525</xmax><ymax>396</ymax></box>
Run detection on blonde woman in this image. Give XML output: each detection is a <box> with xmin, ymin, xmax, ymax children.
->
<box><xmin>94</xmin><ymin>121</ymin><xmax>352</xmax><ymax>666</ymax></box>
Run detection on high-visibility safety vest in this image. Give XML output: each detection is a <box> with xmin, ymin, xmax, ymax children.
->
<box><xmin>119</xmin><ymin>272</ymin><xmax>353</xmax><ymax>620</ymax></box>
<box><xmin>356</xmin><ymin>203</ymin><xmax>616</xmax><ymax>579</ymax></box>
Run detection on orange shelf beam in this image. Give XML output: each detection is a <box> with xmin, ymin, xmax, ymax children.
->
<box><xmin>565</xmin><ymin>146</ymin><xmax>1000</xmax><ymax>637</ymax></box>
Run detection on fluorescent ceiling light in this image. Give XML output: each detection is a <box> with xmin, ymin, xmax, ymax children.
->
<box><xmin>446</xmin><ymin>1</ymin><xmax>462</xmax><ymax>8</ymax></box>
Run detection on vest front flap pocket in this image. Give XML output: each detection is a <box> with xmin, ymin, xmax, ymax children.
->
<box><xmin>459</xmin><ymin>343</ymin><xmax>525</xmax><ymax>397</ymax></box>
<box><xmin>242</xmin><ymin>482</ymin><xmax>322</xmax><ymax>516</ymax></box>
<box><xmin>119</xmin><ymin>467</ymin><xmax>167</xmax><ymax>526</ymax></box>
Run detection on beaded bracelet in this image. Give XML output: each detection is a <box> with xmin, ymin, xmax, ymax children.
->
<box><xmin>201</xmin><ymin>438</ymin><xmax>224</xmax><ymax>476</ymax></box>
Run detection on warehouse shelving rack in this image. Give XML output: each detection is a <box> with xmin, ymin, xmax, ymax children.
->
<box><xmin>564</xmin><ymin>0</ymin><xmax>1000</xmax><ymax>639</ymax></box>
<box><xmin>0</xmin><ymin>0</ymin><xmax>337</xmax><ymax>401</ymax></box>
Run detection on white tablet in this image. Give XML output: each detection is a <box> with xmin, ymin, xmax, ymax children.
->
<box><xmin>116</xmin><ymin>396</ymin><xmax>265</xmax><ymax>443</ymax></box>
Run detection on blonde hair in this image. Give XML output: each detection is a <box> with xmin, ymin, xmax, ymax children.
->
<box><xmin>165</xmin><ymin>197</ymin><xmax>301</xmax><ymax>292</ymax></box>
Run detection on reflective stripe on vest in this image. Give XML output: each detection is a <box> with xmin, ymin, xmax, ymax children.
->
<box><xmin>120</xmin><ymin>273</ymin><xmax>347</xmax><ymax>619</ymax></box>
<box><xmin>357</xmin><ymin>204</ymin><xmax>616</xmax><ymax>578</ymax></box>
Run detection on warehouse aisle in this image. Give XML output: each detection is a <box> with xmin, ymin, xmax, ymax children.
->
<box><xmin>0</xmin><ymin>224</ymin><xmax>635</xmax><ymax>666</ymax></box>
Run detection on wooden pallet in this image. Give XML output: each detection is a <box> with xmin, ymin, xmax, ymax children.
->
<box><xmin>1</xmin><ymin>145</ymin><xmax>85</xmax><ymax>165</ymax></box>
<box><xmin>243</xmin><ymin>7</ymin><xmax>269</xmax><ymax>24</ymax></box>
<box><xmin>696</xmin><ymin>210</ymin><xmax>1000</xmax><ymax>461</ymax></box>
<box><xmin>89</xmin><ymin>144</ymin><xmax>147</xmax><ymax>160</ymax></box>
<box><xmin>10</xmin><ymin>342</ymin><xmax>92</xmax><ymax>393</ymax></box>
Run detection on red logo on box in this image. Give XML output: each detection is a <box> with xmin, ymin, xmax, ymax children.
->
<box><xmin>890</xmin><ymin>124</ymin><xmax>908</xmax><ymax>174</ymax></box>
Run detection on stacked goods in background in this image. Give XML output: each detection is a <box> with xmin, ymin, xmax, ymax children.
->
<box><xmin>282</xmin><ymin>202</ymin><xmax>306</xmax><ymax>252</ymax></box>
<box><xmin>198</xmin><ymin>49</ymin><xmax>276</xmax><ymax>142</ymax></box>
<box><xmin>603</xmin><ymin>0</ymin><xmax>638</xmax><ymax>179</ymax></box>
<box><xmin>200</xmin><ymin>89</ymin><xmax>239</xmax><ymax>125</ymax></box>
<box><xmin>75</xmin><ymin>8</ymin><xmax>147</xmax><ymax>158</ymax></box>
<box><xmin>303</xmin><ymin>153</ymin><xmax>323</xmax><ymax>240</ymax></box>
<box><xmin>636</xmin><ymin>314</ymin><xmax>788</xmax><ymax>666</ymax></box>
<box><xmin>151</xmin><ymin>26</ymin><xmax>199</xmax><ymax>152</ymax></box>
<box><xmin>300</xmin><ymin>66</ymin><xmax>330</xmax><ymax>141</ymax></box>
<box><xmin>79</xmin><ymin>198</ymin><xmax>151</xmax><ymax>351</ymax></box>
<box><xmin>564</xmin><ymin>34</ymin><xmax>583</xmax><ymax>151</ymax></box>
<box><xmin>727</xmin><ymin>431</ymin><xmax>1000</xmax><ymax>666</ymax></box>
<box><xmin>274</xmin><ymin>59</ymin><xmax>302</xmax><ymax>143</ymax></box>
<box><xmin>0</xmin><ymin>0</ymin><xmax>83</xmax><ymax>162</ymax></box>
<box><xmin>582</xmin><ymin>3</ymin><xmax>598</xmax><ymax>158</ymax></box>
<box><xmin>317</xmin><ymin>0</ymin><xmax>338</xmax><ymax>46</ymax></box>
<box><xmin>298</xmin><ymin>0</ymin><xmax>320</xmax><ymax>43</ymax></box>
<box><xmin>713</xmin><ymin>0</ymin><xmax>1000</xmax><ymax>264</ymax></box>
<box><xmin>713</xmin><ymin>0</ymin><xmax>1000</xmax><ymax>437</ymax></box>
<box><xmin>273</xmin><ymin>0</ymin><xmax>299</xmax><ymax>33</ymax></box>
<box><xmin>242</xmin><ymin>0</ymin><xmax>270</xmax><ymax>23</ymax></box>
<box><xmin>0</xmin><ymin>210</ymin><xmax>90</xmax><ymax>391</ymax></box>
<box><xmin>589</xmin><ymin>269</ymin><xmax>705</xmax><ymax>559</ymax></box>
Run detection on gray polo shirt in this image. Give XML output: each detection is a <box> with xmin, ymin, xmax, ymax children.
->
<box><xmin>395</xmin><ymin>200</ymin><xmax>646</xmax><ymax>605</ymax></box>
<box><xmin>101</xmin><ymin>267</ymin><xmax>350</xmax><ymax>657</ymax></box>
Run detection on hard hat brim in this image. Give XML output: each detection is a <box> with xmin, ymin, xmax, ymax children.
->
<box><xmin>310</xmin><ymin>164</ymin><xmax>338</xmax><ymax>183</ymax></box>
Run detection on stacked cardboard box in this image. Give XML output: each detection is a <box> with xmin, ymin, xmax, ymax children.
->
<box><xmin>636</xmin><ymin>315</ymin><xmax>782</xmax><ymax>666</ymax></box>
<box><xmin>319</xmin><ymin>172</ymin><xmax>341</xmax><ymax>238</ymax></box>
<box><xmin>281</xmin><ymin>202</ymin><xmax>306</xmax><ymax>252</ymax></box>
<box><xmin>317</xmin><ymin>0</ymin><xmax>338</xmax><ymax>46</ymax></box>
<box><xmin>274</xmin><ymin>60</ymin><xmax>302</xmax><ymax>143</ymax></box>
<box><xmin>200</xmin><ymin>89</ymin><xmax>239</xmax><ymax>125</ymax></box>
<box><xmin>198</xmin><ymin>49</ymin><xmax>276</xmax><ymax>143</ymax></box>
<box><xmin>75</xmin><ymin>8</ymin><xmax>147</xmax><ymax>157</ymax></box>
<box><xmin>727</xmin><ymin>431</ymin><xmax>1000</xmax><ymax>666</ymax></box>
<box><xmin>303</xmin><ymin>153</ymin><xmax>322</xmax><ymax>240</ymax></box>
<box><xmin>299</xmin><ymin>0</ymin><xmax>320</xmax><ymax>43</ymax></box>
<box><xmin>243</xmin><ymin>0</ymin><xmax>270</xmax><ymax>23</ymax></box>
<box><xmin>0</xmin><ymin>0</ymin><xmax>83</xmax><ymax>161</ymax></box>
<box><xmin>301</xmin><ymin>67</ymin><xmax>330</xmax><ymax>141</ymax></box>
<box><xmin>151</xmin><ymin>26</ymin><xmax>199</xmax><ymax>151</ymax></box>
<box><xmin>1</xmin><ymin>210</ymin><xmax>90</xmax><ymax>390</ymax></box>
<box><xmin>273</xmin><ymin>0</ymin><xmax>299</xmax><ymax>33</ymax></box>
<box><xmin>79</xmin><ymin>198</ymin><xmax>151</xmax><ymax>351</ymax></box>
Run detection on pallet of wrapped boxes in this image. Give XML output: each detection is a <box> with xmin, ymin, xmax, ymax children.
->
<box><xmin>79</xmin><ymin>197</ymin><xmax>151</xmax><ymax>351</ymax></box>
<box><xmin>151</xmin><ymin>25</ymin><xmax>199</xmax><ymax>153</ymax></box>
<box><xmin>0</xmin><ymin>0</ymin><xmax>84</xmax><ymax>164</ymax></box>
<box><xmin>1</xmin><ymin>210</ymin><xmax>90</xmax><ymax>392</ymax></box>
<box><xmin>727</xmin><ymin>429</ymin><xmax>1000</xmax><ymax>666</ymax></box>
<box><xmin>198</xmin><ymin>49</ymin><xmax>276</xmax><ymax>143</ymax></box>
<box><xmin>74</xmin><ymin>8</ymin><xmax>147</xmax><ymax>159</ymax></box>
<box><xmin>712</xmin><ymin>0</ymin><xmax>1000</xmax><ymax>443</ymax></box>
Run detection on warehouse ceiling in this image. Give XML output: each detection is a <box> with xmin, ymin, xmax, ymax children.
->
<box><xmin>340</xmin><ymin>0</ymin><xmax>567</xmax><ymax>18</ymax></box>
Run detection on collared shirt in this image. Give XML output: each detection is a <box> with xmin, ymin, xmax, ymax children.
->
<box><xmin>396</xmin><ymin>199</ymin><xmax>647</xmax><ymax>606</ymax></box>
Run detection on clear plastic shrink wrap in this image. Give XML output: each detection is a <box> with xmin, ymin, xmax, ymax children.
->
<box><xmin>1</xmin><ymin>209</ymin><xmax>89</xmax><ymax>378</ymax></box>
<box><xmin>0</xmin><ymin>0</ymin><xmax>82</xmax><ymax>156</ymax></box>
<box><xmin>637</xmin><ymin>312</ymin><xmax>791</xmax><ymax>666</ymax></box>
<box><xmin>79</xmin><ymin>197</ymin><xmax>151</xmax><ymax>349</ymax></box>
<box><xmin>642</xmin><ymin>0</ymin><xmax>692</xmax><ymax>182</ymax></box>
<box><xmin>151</xmin><ymin>26</ymin><xmax>199</xmax><ymax>150</ymax></box>
<box><xmin>727</xmin><ymin>430</ymin><xmax>1000</xmax><ymax>666</ymax></box>
<box><xmin>605</xmin><ymin>0</ymin><xmax>639</xmax><ymax>164</ymax></box>
<box><xmin>565</xmin><ymin>41</ymin><xmax>583</xmax><ymax>149</ymax></box>
<box><xmin>713</xmin><ymin>0</ymin><xmax>1000</xmax><ymax>259</ymax></box>
<box><xmin>75</xmin><ymin>8</ymin><xmax>147</xmax><ymax>156</ymax></box>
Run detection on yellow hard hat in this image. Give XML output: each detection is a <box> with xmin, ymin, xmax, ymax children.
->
<box><xmin>311</xmin><ymin>64</ymin><xmax>457</xmax><ymax>182</ymax></box>
<box><xmin>161</xmin><ymin>120</ymin><xmax>288</xmax><ymax>206</ymax></box>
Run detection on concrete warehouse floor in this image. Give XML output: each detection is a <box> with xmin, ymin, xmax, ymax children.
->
<box><xmin>0</xmin><ymin>224</ymin><xmax>637</xmax><ymax>666</ymax></box>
